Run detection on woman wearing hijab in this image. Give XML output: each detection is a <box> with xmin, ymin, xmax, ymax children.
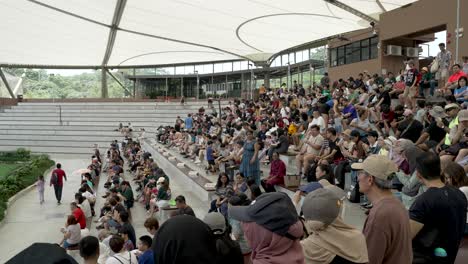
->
<box><xmin>152</xmin><ymin>215</ymin><xmax>218</xmax><ymax>264</ymax></box>
<box><xmin>229</xmin><ymin>192</ymin><xmax>305</xmax><ymax>264</ymax></box>
<box><xmin>300</xmin><ymin>188</ymin><xmax>368</xmax><ymax>264</ymax></box>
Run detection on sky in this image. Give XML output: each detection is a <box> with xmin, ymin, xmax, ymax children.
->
<box><xmin>46</xmin><ymin>31</ymin><xmax>447</xmax><ymax>76</ymax></box>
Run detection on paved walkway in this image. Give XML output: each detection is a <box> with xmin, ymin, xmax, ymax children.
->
<box><xmin>0</xmin><ymin>154</ymin><xmax>209</xmax><ymax>263</ymax></box>
<box><xmin>0</xmin><ymin>157</ymin><xmax>89</xmax><ymax>262</ymax></box>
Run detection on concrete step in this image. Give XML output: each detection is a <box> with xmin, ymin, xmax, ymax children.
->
<box><xmin>0</xmin><ymin>139</ymin><xmax>113</xmax><ymax>148</ymax></box>
<box><xmin>12</xmin><ymin>105</ymin><xmax>219</xmax><ymax>110</ymax></box>
<box><xmin>18</xmin><ymin>101</ymin><xmax>215</xmax><ymax>106</ymax></box>
<box><xmin>0</xmin><ymin>129</ymin><xmax>122</xmax><ymax>136</ymax></box>
<box><xmin>0</xmin><ymin>145</ymin><xmax>107</xmax><ymax>155</ymax></box>
<box><xmin>0</xmin><ymin>111</ymin><xmax>192</xmax><ymax>117</ymax></box>
<box><xmin>0</xmin><ymin>124</ymin><xmax>157</xmax><ymax>132</ymax></box>
<box><xmin>0</xmin><ymin>121</ymin><xmax>161</xmax><ymax>126</ymax></box>
<box><xmin>0</xmin><ymin>134</ymin><xmax>124</xmax><ymax>142</ymax></box>
<box><xmin>0</xmin><ymin>116</ymin><xmax>171</xmax><ymax>122</ymax></box>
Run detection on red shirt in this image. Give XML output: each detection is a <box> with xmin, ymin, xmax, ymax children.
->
<box><xmin>51</xmin><ymin>168</ymin><xmax>66</xmax><ymax>186</ymax></box>
<box><xmin>448</xmin><ymin>71</ymin><xmax>467</xmax><ymax>83</ymax></box>
<box><xmin>73</xmin><ymin>208</ymin><xmax>86</xmax><ymax>229</ymax></box>
<box><xmin>381</xmin><ymin>110</ymin><xmax>395</xmax><ymax>123</ymax></box>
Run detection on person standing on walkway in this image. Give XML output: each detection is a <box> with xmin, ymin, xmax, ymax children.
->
<box><xmin>36</xmin><ymin>175</ymin><xmax>45</xmax><ymax>204</ymax></box>
<box><xmin>50</xmin><ymin>163</ymin><xmax>67</xmax><ymax>204</ymax></box>
<box><xmin>240</xmin><ymin>131</ymin><xmax>260</xmax><ymax>185</ymax></box>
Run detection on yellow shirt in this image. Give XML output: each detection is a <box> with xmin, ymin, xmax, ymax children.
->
<box><xmin>259</xmin><ymin>85</ymin><xmax>266</xmax><ymax>94</ymax></box>
<box><xmin>288</xmin><ymin>124</ymin><xmax>298</xmax><ymax>135</ymax></box>
<box><xmin>444</xmin><ymin>116</ymin><xmax>459</xmax><ymax>145</ymax></box>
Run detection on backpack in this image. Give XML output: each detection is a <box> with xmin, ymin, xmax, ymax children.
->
<box><xmin>415</xmin><ymin>72</ymin><xmax>422</xmax><ymax>86</ymax></box>
<box><xmin>50</xmin><ymin>172</ymin><xmax>58</xmax><ymax>185</ymax></box>
<box><xmin>347</xmin><ymin>171</ymin><xmax>361</xmax><ymax>203</ymax></box>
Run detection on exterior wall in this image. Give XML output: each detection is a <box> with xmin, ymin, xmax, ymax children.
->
<box><xmin>328</xmin><ymin>0</ymin><xmax>467</xmax><ymax>80</ymax></box>
<box><xmin>328</xmin><ymin>59</ymin><xmax>381</xmax><ymax>80</ymax></box>
<box><xmin>380</xmin><ymin>0</ymin><xmax>467</xmax><ymax>63</ymax></box>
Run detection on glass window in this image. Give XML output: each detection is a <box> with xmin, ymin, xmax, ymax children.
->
<box><xmin>248</xmin><ymin>62</ymin><xmax>256</xmax><ymax>69</ymax></box>
<box><xmin>157</xmin><ymin>67</ymin><xmax>174</xmax><ymax>75</ymax></box>
<box><xmin>222</xmin><ymin>62</ymin><xmax>233</xmax><ymax>72</ymax></box>
<box><xmin>330</xmin><ymin>48</ymin><xmax>337</xmax><ymax>67</ymax></box>
<box><xmin>240</xmin><ymin>61</ymin><xmax>249</xmax><ymax>70</ymax></box>
<box><xmin>195</xmin><ymin>64</ymin><xmax>213</xmax><ymax>74</ymax></box>
<box><xmin>289</xmin><ymin>52</ymin><xmax>295</xmax><ymax>64</ymax></box>
<box><xmin>282</xmin><ymin>54</ymin><xmax>288</xmax><ymax>66</ymax></box>
<box><xmin>175</xmin><ymin>66</ymin><xmax>185</xmax><ymax>75</ymax></box>
<box><xmin>296</xmin><ymin>51</ymin><xmax>303</xmax><ymax>63</ymax></box>
<box><xmin>337</xmin><ymin>46</ymin><xmax>345</xmax><ymax>66</ymax></box>
<box><xmin>214</xmin><ymin>63</ymin><xmax>224</xmax><ymax>73</ymax></box>
<box><xmin>345</xmin><ymin>44</ymin><xmax>352</xmax><ymax>64</ymax></box>
<box><xmin>361</xmin><ymin>39</ymin><xmax>370</xmax><ymax>61</ymax></box>
<box><xmin>184</xmin><ymin>65</ymin><xmax>194</xmax><ymax>74</ymax></box>
<box><xmin>273</xmin><ymin>56</ymin><xmax>281</xmax><ymax>67</ymax></box>
<box><xmin>233</xmin><ymin>61</ymin><xmax>241</xmax><ymax>71</ymax></box>
<box><xmin>350</xmin><ymin>42</ymin><xmax>361</xmax><ymax>63</ymax></box>
<box><xmin>370</xmin><ymin>37</ymin><xmax>379</xmax><ymax>59</ymax></box>
<box><xmin>302</xmin><ymin>49</ymin><xmax>310</xmax><ymax>61</ymax></box>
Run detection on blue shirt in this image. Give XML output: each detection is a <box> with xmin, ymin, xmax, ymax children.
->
<box><xmin>454</xmin><ymin>86</ymin><xmax>467</xmax><ymax>103</ymax></box>
<box><xmin>343</xmin><ymin>104</ymin><xmax>357</xmax><ymax>119</ymax></box>
<box><xmin>185</xmin><ymin>117</ymin><xmax>193</xmax><ymax>129</ymax></box>
<box><xmin>138</xmin><ymin>250</ymin><xmax>154</xmax><ymax>264</ymax></box>
<box><xmin>206</xmin><ymin>146</ymin><xmax>214</xmax><ymax>161</ymax></box>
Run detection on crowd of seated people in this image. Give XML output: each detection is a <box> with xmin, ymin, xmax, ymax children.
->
<box><xmin>57</xmin><ymin>52</ymin><xmax>468</xmax><ymax>263</ymax></box>
<box><xmin>150</xmin><ymin>55</ymin><xmax>468</xmax><ymax>263</ymax></box>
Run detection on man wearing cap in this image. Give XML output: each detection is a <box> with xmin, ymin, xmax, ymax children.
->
<box><xmin>351</xmin><ymin>155</ymin><xmax>412</xmax><ymax>264</ymax></box>
<box><xmin>415</xmin><ymin>106</ymin><xmax>448</xmax><ymax>151</ymax></box>
<box><xmin>436</xmin><ymin>103</ymin><xmax>461</xmax><ymax>153</ymax></box>
<box><xmin>418</xmin><ymin>67</ymin><xmax>435</xmax><ymax>97</ymax></box>
<box><xmin>409</xmin><ymin>152</ymin><xmax>467</xmax><ymax>263</ymax></box>
<box><xmin>396</xmin><ymin>109</ymin><xmax>423</xmax><ymax>143</ymax></box>
<box><xmin>300</xmin><ymin>188</ymin><xmax>368</xmax><ymax>264</ymax></box>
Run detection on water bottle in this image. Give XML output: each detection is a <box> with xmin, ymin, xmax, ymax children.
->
<box><xmin>434</xmin><ymin>247</ymin><xmax>447</xmax><ymax>258</ymax></box>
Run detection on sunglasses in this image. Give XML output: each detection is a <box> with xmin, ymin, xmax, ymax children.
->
<box><xmin>446</xmin><ymin>108</ymin><xmax>455</xmax><ymax>112</ymax></box>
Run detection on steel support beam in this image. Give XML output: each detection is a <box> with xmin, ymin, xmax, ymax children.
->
<box><xmin>102</xmin><ymin>0</ymin><xmax>127</xmax><ymax>66</ymax></box>
<box><xmin>106</xmin><ymin>69</ymin><xmax>132</xmax><ymax>96</ymax></box>
<box><xmin>324</xmin><ymin>0</ymin><xmax>378</xmax><ymax>24</ymax></box>
<box><xmin>375</xmin><ymin>0</ymin><xmax>387</xmax><ymax>12</ymax></box>
<box><xmin>0</xmin><ymin>68</ymin><xmax>15</xmax><ymax>98</ymax></box>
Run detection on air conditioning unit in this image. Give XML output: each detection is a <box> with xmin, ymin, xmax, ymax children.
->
<box><xmin>386</xmin><ymin>45</ymin><xmax>402</xmax><ymax>56</ymax></box>
<box><xmin>405</xmin><ymin>47</ymin><xmax>420</xmax><ymax>57</ymax></box>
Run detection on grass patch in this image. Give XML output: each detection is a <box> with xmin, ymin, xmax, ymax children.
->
<box><xmin>0</xmin><ymin>149</ymin><xmax>54</xmax><ymax>221</ymax></box>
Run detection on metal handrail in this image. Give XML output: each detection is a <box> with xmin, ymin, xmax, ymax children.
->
<box><xmin>57</xmin><ymin>105</ymin><xmax>62</xmax><ymax>125</ymax></box>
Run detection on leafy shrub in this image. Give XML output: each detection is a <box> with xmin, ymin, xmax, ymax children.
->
<box><xmin>0</xmin><ymin>153</ymin><xmax>54</xmax><ymax>222</ymax></box>
<box><xmin>0</xmin><ymin>148</ymin><xmax>31</xmax><ymax>162</ymax></box>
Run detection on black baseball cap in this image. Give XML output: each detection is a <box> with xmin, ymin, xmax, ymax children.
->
<box><xmin>228</xmin><ymin>192</ymin><xmax>299</xmax><ymax>237</ymax></box>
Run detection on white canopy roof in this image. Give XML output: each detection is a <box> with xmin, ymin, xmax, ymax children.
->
<box><xmin>0</xmin><ymin>0</ymin><xmax>416</xmax><ymax>68</ymax></box>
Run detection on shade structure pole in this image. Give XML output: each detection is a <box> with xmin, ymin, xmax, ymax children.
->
<box><xmin>455</xmin><ymin>0</ymin><xmax>460</xmax><ymax>62</ymax></box>
<box><xmin>165</xmin><ymin>78</ymin><xmax>168</xmax><ymax>101</ymax></box>
<box><xmin>101</xmin><ymin>67</ymin><xmax>108</xmax><ymax>98</ymax></box>
<box><xmin>0</xmin><ymin>68</ymin><xmax>15</xmax><ymax>98</ymax></box>
<box><xmin>180</xmin><ymin>77</ymin><xmax>183</xmax><ymax>98</ymax></box>
<box><xmin>106</xmin><ymin>69</ymin><xmax>132</xmax><ymax>96</ymax></box>
<box><xmin>195</xmin><ymin>70</ymin><xmax>199</xmax><ymax>100</ymax></box>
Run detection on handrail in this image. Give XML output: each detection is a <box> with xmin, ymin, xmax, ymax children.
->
<box><xmin>57</xmin><ymin>105</ymin><xmax>62</xmax><ymax>125</ymax></box>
